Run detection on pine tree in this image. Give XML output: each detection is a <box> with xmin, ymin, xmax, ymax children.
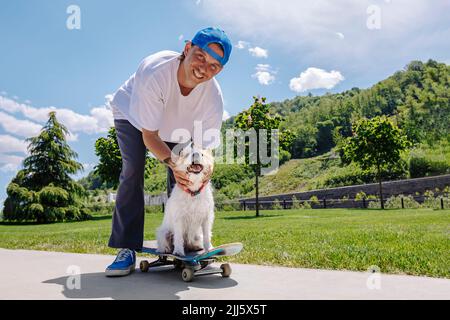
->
<box><xmin>2</xmin><ymin>112</ymin><xmax>91</xmax><ymax>223</ymax></box>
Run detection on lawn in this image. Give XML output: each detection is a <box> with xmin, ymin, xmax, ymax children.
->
<box><xmin>0</xmin><ymin>208</ymin><xmax>449</xmax><ymax>278</ymax></box>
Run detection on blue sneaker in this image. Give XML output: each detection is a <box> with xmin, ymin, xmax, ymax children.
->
<box><xmin>105</xmin><ymin>248</ymin><xmax>136</xmax><ymax>277</ymax></box>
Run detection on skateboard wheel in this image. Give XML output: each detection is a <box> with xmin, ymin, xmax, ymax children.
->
<box><xmin>140</xmin><ymin>260</ymin><xmax>150</xmax><ymax>272</ymax></box>
<box><xmin>181</xmin><ymin>268</ymin><xmax>194</xmax><ymax>282</ymax></box>
<box><xmin>220</xmin><ymin>263</ymin><xmax>231</xmax><ymax>277</ymax></box>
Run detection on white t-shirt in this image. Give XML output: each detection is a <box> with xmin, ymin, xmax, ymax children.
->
<box><xmin>109</xmin><ymin>50</ymin><xmax>224</xmax><ymax>149</ymax></box>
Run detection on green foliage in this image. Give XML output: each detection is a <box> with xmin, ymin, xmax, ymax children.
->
<box><xmin>384</xmin><ymin>195</ymin><xmax>421</xmax><ymax>209</ymax></box>
<box><xmin>309</xmin><ymin>196</ymin><xmax>320</xmax><ymax>205</ymax></box>
<box><xmin>78</xmin><ymin>170</ymin><xmax>115</xmax><ymax>190</ymax></box>
<box><xmin>2</xmin><ymin>112</ymin><xmax>90</xmax><ymax>223</ymax></box>
<box><xmin>340</xmin><ymin>115</ymin><xmax>410</xmax><ymax>209</ymax></box>
<box><xmin>291</xmin><ymin>196</ymin><xmax>301</xmax><ymax>209</ymax></box>
<box><xmin>144</xmin><ymin>163</ymin><xmax>167</xmax><ymax>195</ymax></box>
<box><xmin>211</xmin><ymin>163</ymin><xmax>254</xmax><ymax>190</ymax></box>
<box><xmin>355</xmin><ymin>191</ymin><xmax>367</xmax><ymax>201</ymax></box>
<box><xmin>94</xmin><ymin>127</ymin><xmax>158</xmax><ymax>189</ymax></box>
<box><xmin>271</xmin><ymin>199</ymin><xmax>283</xmax><ymax>210</ymax></box>
<box><xmin>407</xmin><ymin>139</ymin><xmax>450</xmax><ymax>178</ymax></box>
<box><xmin>341</xmin><ymin>116</ymin><xmax>410</xmax><ymax>172</ymax></box>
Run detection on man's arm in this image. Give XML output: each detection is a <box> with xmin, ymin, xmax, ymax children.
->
<box><xmin>142</xmin><ymin>128</ymin><xmax>172</xmax><ymax>163</ymax></box>
<box><xmin>142</xmin><ymin>129</ymin><xmax>192</xmax><ymax>190</ymax></box>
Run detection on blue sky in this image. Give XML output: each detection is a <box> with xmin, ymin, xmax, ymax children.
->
<box><xmin>0</xmin><ymin>0</ymin><xmax>449</xmax><ymax>206</ymax></box>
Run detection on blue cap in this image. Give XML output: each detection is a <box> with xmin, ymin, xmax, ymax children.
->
<box><xmin>191</xmin><ymin>27</ymin><xmax>232</xmax><ymax>66</ymax></box>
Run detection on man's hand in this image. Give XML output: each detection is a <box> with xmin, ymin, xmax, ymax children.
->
<box><xmin>173</xmin><ymin>168</ymin><xmax>193</xmax><ymax>193</ymax></box>
<box><xmin>163</xmin><ymin>156</ymin><xmax>193</xmax><ymax>193</ymax></box>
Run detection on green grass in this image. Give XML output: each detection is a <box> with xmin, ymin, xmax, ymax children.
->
<box><xmin>1</xmin><ymin>208</ymin><xmax>449</xmax><ymax>278</ymax></box>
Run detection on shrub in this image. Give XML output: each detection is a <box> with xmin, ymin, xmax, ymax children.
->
<box><xmin>355</xmin><ymin>191</ymin><xmax>367</xmax><ymax>201</ymax></box>
<box><xmin>309</xmin><ymin>196</ymin><xmax>320</xmax><ymax>205</ymax></box>
<box><xmin>385</xmin><ymin>195</ymin><xmax>420</xmax><ymax>209</ymax></box>
<box><xmin>422</xmin><ymin>190</ymin><xmax>441</xmax><ymax>209</ymax></box>
<box><xmin>291</xmin><ymin>196</ymin><xmax>302</xmax><ymax>209</ymax></box>
<box><xmin>302</xmin><ymin>201</ymin><xmax>312</xmax><ymax>209</ymax></box>
<box><xmin>271</xmin><ymin>199</ymin><xmax>283</xmax><ymax>210</ymax></box>
<box><xmin>409</xmin><ymin>156</ymin><xmax>450</xmax><ymax>178</ymax></box>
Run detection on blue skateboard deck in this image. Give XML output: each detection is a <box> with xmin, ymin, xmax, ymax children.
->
<box><xmin>141</xmin><ymin>241</ymin><xmax>243</xmax><ymax>263</ymax></box>
<box><xmin>139</xmin><ymin>240</ymin><xmax>243</xmax><ymax>282</ymax></box>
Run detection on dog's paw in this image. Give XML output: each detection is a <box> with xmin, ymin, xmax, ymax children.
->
<box><xmin>203</xmin><ymin>243</ymin><xmax>214</xmax><ymax>251</ymax></box>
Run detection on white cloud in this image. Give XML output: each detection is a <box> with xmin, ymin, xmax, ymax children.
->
<box><xmin>248</xmin><ymin>46</ymin><xmax>268</xmax><ymax>58</ymax></box>
<box><xmin>0</xmin><ymin>111</ymin><xmax>42</xmax><ymax>138</ymax></box>
<box><xmin>0</xmin><ymin>135</ymin><xmax>27</xmax><ymax>173</ymax></box>
<box><xmin>178</xmin><ymin>34</ymin><xmax>184</xmax><ymax>41</ymax></box>
<box><xmin>0</xmin><ymin>95</ymin><xmax>114</xmax><ymax>135</ymax></box>
<box><xmin>289</xmin><ymin>67</ymin><xmax>344</xmax><ymax>93</ymax></box>
<box><xmin>235</xmin><ymin>40</ymin><xmax>250</xmax><ymax>49</ymax></box>
<box><xmin>336</xmin><ymin>32</ymin><xmax>345</xmax><ymax>39</ymax></box>
<box><xmin>223</xmin><ymin>110</ymin><xmax>230</xmax><ymax>121</ymax></box>
<box><xmin>252</xmin><ymin>64</ymin><xmax>276</xmax><ymax>85</ymax></box>
<box><xmin>0</xmin><ymin>135</ymin><xmax>28</xmax><ymax>154</ymax></box>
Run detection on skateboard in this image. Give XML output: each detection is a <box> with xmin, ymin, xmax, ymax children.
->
<box><xmin>140</xmin><ymin>240</ymin><xmax>243</xmax><ymax>282</ymax></box>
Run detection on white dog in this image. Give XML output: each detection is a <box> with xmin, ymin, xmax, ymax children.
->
<box><xmin>156</xmin><ymin>142</ymin><xmax>215</xmax><ymax>257</ymax></box>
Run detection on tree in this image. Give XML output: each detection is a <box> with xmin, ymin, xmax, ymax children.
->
<box><xmin>341</xmin><ymin>115</ymin><xmax>410</xmax><ymax>209</ymax></box>
<box><xmin>94</xmin><ymin>127</ymin><xmax>159</xmax><ymax>189</ymax></box>
<box><xmin>234</xmin><ymin>96</ymin><xmax>289</xmax><ymax>217</ymax></box>
<box><xmin>2</xmin><ymin>112</ymin><xmax>91</xmax><ymax>223</ymax></box>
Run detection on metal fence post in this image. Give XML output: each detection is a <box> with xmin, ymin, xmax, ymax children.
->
<box><xmin>283</xmin><ymin>199</ymin><xmax>286</xmax><ymax>209</ymax></box>
<box><xmin>441</xmin><ymin>197</ymin><xmax>444</xmax><ymax>210</ymax></box>
<box><xmin>362</xmin><ymin>197</ymin><xmax>366</xmax><ymax>209</ymax></box>
<box><xmin>401</xmin><ymin>197</ymin><xmax>404</xmax><ymax>209</ymax></box>
<box><xmin>243</xmin><ymin>200</ymin><xmax>246</xmax><ymax>211</ymax></box>
<box><xmin>323</xmin><ymin>198</ymin><xmax>327</xmax><ymax>209</ymax></box>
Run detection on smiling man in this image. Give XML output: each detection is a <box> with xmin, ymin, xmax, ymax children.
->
<box><xmin>105</xmin><ymin>27</ymin><xmax>232</xmax><ymax>277</ymax></box>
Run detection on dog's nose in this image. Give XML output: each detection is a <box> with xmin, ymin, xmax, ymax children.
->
<box><xmin>192</xmin><ymin>152</ymin><xmax>201</xmax><ymax>164</ymax></box>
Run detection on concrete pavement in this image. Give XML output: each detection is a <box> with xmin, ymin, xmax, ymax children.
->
<box><xmin>0</xmin><ymin>248</ymin><xmax>449</xmax><ymax>300</ymax></box>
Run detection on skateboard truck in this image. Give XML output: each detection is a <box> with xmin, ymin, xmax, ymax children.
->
<box><xmin>139</xmin><ymin>242</ymin><xmax>241</xmax><ymax>282</ymax></box>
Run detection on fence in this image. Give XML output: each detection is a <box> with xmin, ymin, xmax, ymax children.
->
<box><xmin>216</xmin><ymin>195</ymin><xmax>450</xmax><ymax>211</ymax></box>
<box><xmin>101</xmin><ymin>192</ymin><xmax>449</xmax><ymax>213</ymax></box>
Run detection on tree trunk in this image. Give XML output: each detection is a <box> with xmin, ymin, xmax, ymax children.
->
<box><xmin>255</xmin><ymin>129</ymin><xmax>260</xmax><ymax>217</ymax></box>
<box><xmin>377</xmin><ymin>163</ymin><xmax>384</xmax><ymax>209</ymax></box>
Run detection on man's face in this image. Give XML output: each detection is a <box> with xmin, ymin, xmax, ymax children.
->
<box><xmin>181</xmin><ymin>42</ymin><xmax>224</xmax><ymax>87</ymax></box>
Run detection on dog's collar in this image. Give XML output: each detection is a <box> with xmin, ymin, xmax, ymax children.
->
<box><xmin>186</xmin><ymin>182</ymin><xmax>207</xmax><ymax>197</ymax></box>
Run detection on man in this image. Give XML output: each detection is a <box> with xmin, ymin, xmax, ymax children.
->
<box><xmin>105</xmin><ymin>27</ymin><xmax>232</xmax><ymax>277</ymax></box>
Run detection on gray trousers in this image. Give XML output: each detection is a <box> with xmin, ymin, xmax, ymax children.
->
<box><xmin>108</xmin><ymin>119</ymin><xmax>177</xmax><ymax>250</ymax></box>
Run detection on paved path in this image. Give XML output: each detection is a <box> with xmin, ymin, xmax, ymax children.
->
<box><xmin>0</xmin><ymin>248</ymin><xmax>449</xmax><ymax>300</ymax></box>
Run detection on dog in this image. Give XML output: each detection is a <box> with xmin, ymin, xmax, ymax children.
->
<box><xmin>156</xmin><ymin>142</ymin><xmax>215</xmax><ymax>257</ymax></box>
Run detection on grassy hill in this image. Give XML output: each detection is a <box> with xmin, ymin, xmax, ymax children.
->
<box><xmin>247</xmin><ymin>139</ymin><xmax>450</xmax><ymax>197</ymax></box>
